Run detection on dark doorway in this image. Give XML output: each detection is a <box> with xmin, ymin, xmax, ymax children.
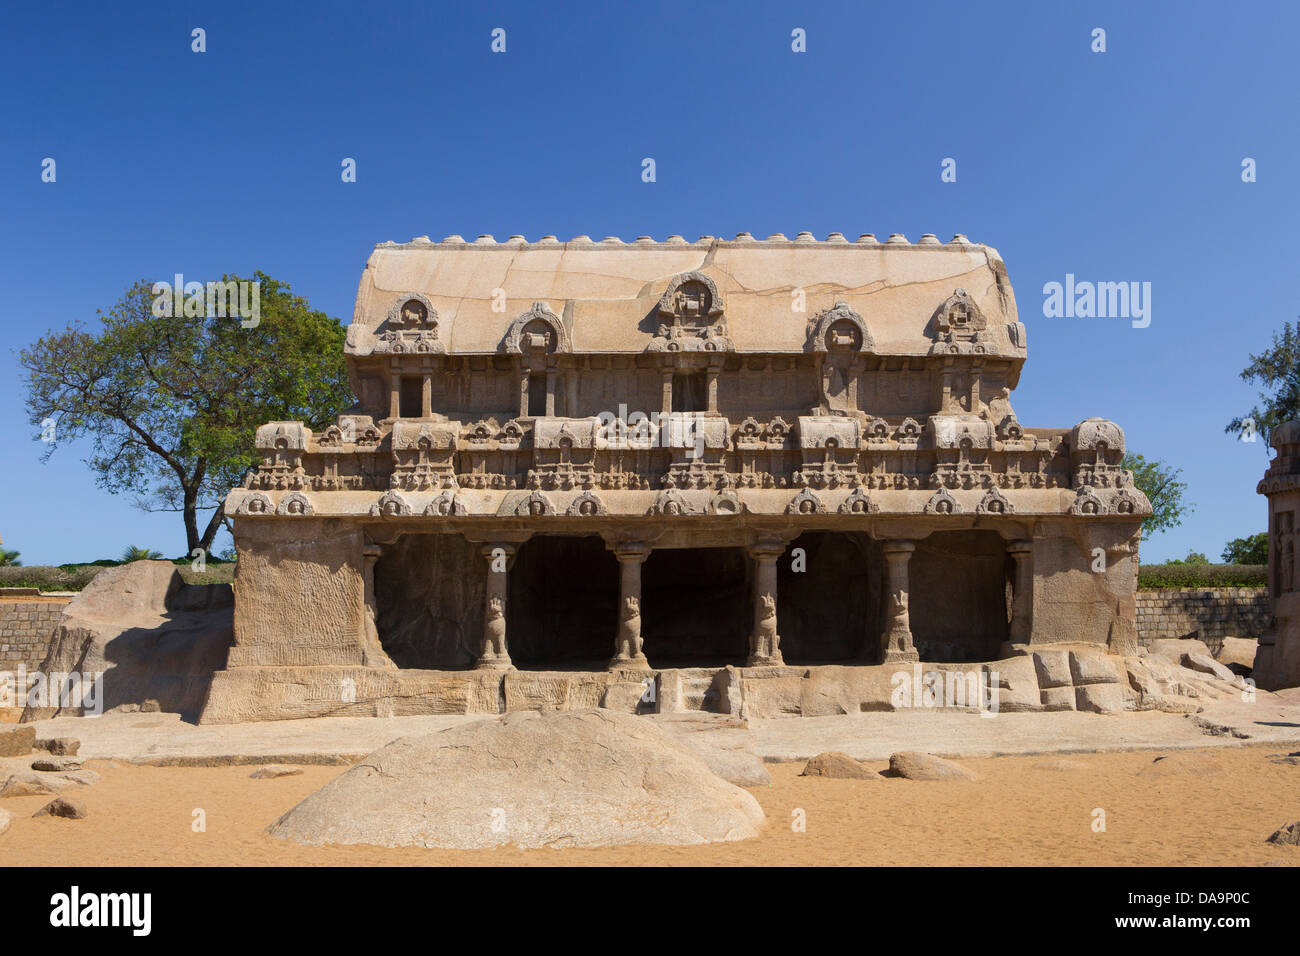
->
<box><xmin>672</xmin><ymin>372</ymin><xmax>707</xmax><ymax>412</ymax></box>
<box><xmin>641</xmin><ymin>547</ymin><xmax>749</xmax><ymax>665</ymax></box>
<box><xmin>909</xmin><ymin>530</ymin><xmax>1009</xmax><ymax>661</ymax></box>
<box><xmin>400</xmin><ymin>376</ymin><xmax>423</xmax><ymax>417</ymax></box>
<box><xmin>507</xmin><ymin>535</ymin><xmax>618</xmax><ymax>668</ymax></box>
<box><xmin>778</xmin><ymin>531</ymin><xmax>880</xmax><ymax>662</ymax></box>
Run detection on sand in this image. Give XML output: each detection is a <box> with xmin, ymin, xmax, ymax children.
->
<box><xmin>2</xmin><ymin>744</ymin><xmax>1298</xmax><ymax>866</ymax></box>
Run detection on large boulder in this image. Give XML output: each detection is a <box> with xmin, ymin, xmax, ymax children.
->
<box><xmin>887</xmin><ymin>751</ymin><xmax>978</xmax><ymax>781</ymax></box>
<box><xmin>801</xmin><ymin>752</ymin><xmax>876</xmax><ymax>779</ymax></box>
<box><xmin>268</xmin><ymin>709</ymin><xmax>765</xmax><ymax>849</ymax></box>
<box><xmin>21</xmin><ymin>561</ymin><xmax>233</xmax><ymax>721</ymax></box>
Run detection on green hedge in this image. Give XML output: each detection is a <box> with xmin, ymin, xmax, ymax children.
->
<box><xmin>0</xmin><ymin>562</ymin><xmax>234</xmax><ymax>592</ymax></box>
<box><xmin>1137</xmin><ymin>564</ymin><xmax>1267</xmax><ymax>590</ymax></box>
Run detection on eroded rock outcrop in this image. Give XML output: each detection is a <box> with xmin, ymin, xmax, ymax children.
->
<box><xmin>21</xmin><ymin>561</ymin><xmax>233</xmax><ymax>722</ymax></box>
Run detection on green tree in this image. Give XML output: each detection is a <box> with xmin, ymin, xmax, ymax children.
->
<box><xmin>1222</xmin><ymin>532</ymin><xmax>1268</xmax><ymax>565</ymax></box>
<box><xmin>120</xmin><ymin>545</ymin><xmax>164</xmax><ymax>562</ymax></box>
<box><xmin>1122</xmin><ymin>453</ymin><xmax>1192</xmax><ymax>536</ymax></box>
<box><xmin>22</xmin><ymin>273</ymin><xmax>353</xmax><ymax>555</ymax></box>
<box><xmin>0</xmin><ymin>549</ymin><xmax>21</xmax><ymax>567</ymax></box>
<box><xmin>1164</xmin><ymin>550</ymin><xmax>1209</xmax><ymax>565</ymax></box>
<box><xmin>1225</xmin><ymin>319</ymin><xmax>1300</xmax><ymax>444</ymax></box>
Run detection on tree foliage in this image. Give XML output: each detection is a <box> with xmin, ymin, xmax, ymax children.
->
<box><xmin>120</xmin><ymin>545</ymin><xmax>164</xmax><ymax>562</ymax></box>
<box><xmin>1122</xmin><ymin>453</ymin><xmax>1192</xmax><ymax>536</ymax></box>
<box><xmin>21</xmin><ymin>273</ymin><xmax>353</xmax><ymax>554</ymax></box>
<box><xmin>1226</xmin><ymin>319</ymin><xmax>1300</xmax><ymax>444</ymax></box>
<box><xmin>1222</xmin><ymin>532</ymin><xmax>1268</xmax><ymax>565</ymax></box>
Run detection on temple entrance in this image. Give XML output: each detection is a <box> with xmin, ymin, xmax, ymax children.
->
<box><xmin>507</xmin><ymin>535</ymin><xmax>618</xmax><ymax>669</ymax></box>
<box><xmin>909</xmin><ymin>530</ymin><xmax>1010</xmax><ymax>661</ymax></box>
<box><xmin>778</xmin><ymin>531</ymin><xmax>882</xmax><ymax>663</ymax></box>
<box><xmin>641</xmin><ymin>547</ymin><xmax>749</xmax><ymax>666</ymax></box>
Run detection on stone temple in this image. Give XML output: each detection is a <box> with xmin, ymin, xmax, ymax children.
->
<box><xmin>200</xmin><ymin>232</ymin><xmax>1152</xmax><ymax>722</ymax></box>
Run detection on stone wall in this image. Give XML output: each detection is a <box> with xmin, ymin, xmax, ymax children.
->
<box><xmin>1136</xmin><ymin>588</ymin><xmax>1269</xmax><ymax>653</ymax></box>
<box><xmin>0</xmin><ymin>598</ymin><xmax>69</xmax><ymax>671</ymax></box>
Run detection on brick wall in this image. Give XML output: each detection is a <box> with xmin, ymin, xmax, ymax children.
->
<box><xmin>1136</xmin><ymin>587</ymin><xmax>1270</xmax><ymax>654</ymax></box>
<box><xmin>0</xmin><ymin>599</ymin><xmax>70</xmax><ymax>671</ymax></box>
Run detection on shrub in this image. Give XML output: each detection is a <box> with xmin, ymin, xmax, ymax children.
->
<box><xmin>0</xmin><ymin>562</ymin><xmax>234</xmax><ymax>592</ymax></box>
<box><xmin>1137</xmin><ymin>563</ymin><xmax>1267</xmax><ymax>589</ymax></box>
<box><xmin>0</xmin><ymin>565</ymin><xmax>106</xmax><ymax>591</ymax></box>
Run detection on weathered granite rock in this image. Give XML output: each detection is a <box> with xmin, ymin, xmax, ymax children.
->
<box><xmin>1215</xmin><ymin>637</ymin><xmax>1257</xmax><ymax>675</ymax></box>
<box><xmin>250</xmin><ymin>765</ymin><xmax>304</xmax><ymax>779</ymax></box>
<box><xmin>0</xmin><ymin>772</ymin><xmax>57</xmax><ymax>797</ymax></box>
<box><xmin>1147</xmin><ymin>638</ymin><xmax>1213</xmax><ymax>664</ymax></box>
<box><xmin>33</xmin><ymin>796</ymin><xmax>86</xmax><ymax>819</ymax></box>
<box><xmin>801</xmin><ymin>752</ymin><xmax>876</xmax><ymax>779</ymax></box>
<box><xmin>31</xmin><ymin>758</ymin><xmax>81</xmax><ymax>772</ymax></box>
<box><xmin>268</xmin><ymin>709</ymin><xmax>764</xmax><ymax>849</ymax></box>
<box><xmin>648</xmin><ymin>713</ymin><xmax>770</xmax><ymax>787</ymax></box>
<box><xmin>0</xmin><ymin>726</ymin><xmax>35</xmax><ymax>757</ymax></box>
<box><xmin>1181</xmin><ymin>652</ymin><xmax>1237</xmax><ymax>683</ymax></box>
<box><xmin>1266</xmin><ymin>821</ymin><xmax>1300</xmax><ymax>846</ymax></box>
<box><xmin>887</xmin><ymin>751</ymin><xmax>977</xmax><ymax>781</ymax></box>
<box><xmin>0</xmin><ymin>808</ymin><xmax>10</xmax><ymax>836</ymax></box>
<box><xmin>0</xmin><ymin>770</ymin><xmax>97</xmax><ymax>797</ymax></box>
<box><xmin>35</xmin><ymin>737</ymin><xmax>80</xmax><ymax>756</ymax></box>
<box><xmin>21</xmin><ymin>561</ymin><xmax>232</xmax><ymax>721</ymax></box>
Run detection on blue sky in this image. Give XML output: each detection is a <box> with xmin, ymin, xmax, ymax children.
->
<box><xmin>1</xmin><ymin>0</ymin><xmax>1296</xmax><ymax>565</ymax></box>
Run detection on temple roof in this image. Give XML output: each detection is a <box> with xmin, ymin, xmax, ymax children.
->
<box><xmin>347</xmin><ymin>233</ymin><xmax>1024</xmax><ymax>360</ymax></box>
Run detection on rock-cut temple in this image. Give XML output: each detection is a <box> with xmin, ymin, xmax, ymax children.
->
<box><xmin>199</xmin><ymin>231</ymin><xmax>1152</xmax><ymax>722</ymax></box>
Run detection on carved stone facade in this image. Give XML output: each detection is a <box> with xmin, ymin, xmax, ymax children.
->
<box><xmin>1255</xmin><ymin>421</ymin><xmax>1300</xmax><ymax>689</ymax></box>
<box><xmin>201</xmin><ymin>233</ymin><xmax>1151</xmax><ymax>722</ymax></box>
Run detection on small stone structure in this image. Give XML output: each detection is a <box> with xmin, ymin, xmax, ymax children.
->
<box><xmin>1256</xmin><ymin>422</ymin><xmax>1300</xmax><ymax>688</ymax></box>
<box><xmin>1135</xmin><ymin>588</ymin><xmax>1269</xmax><ymax>654</ymax></box>
<box><xmin>202</xmin><ymin>233</ymin><xmax>1153</xmax><ymax>722</ymax></box>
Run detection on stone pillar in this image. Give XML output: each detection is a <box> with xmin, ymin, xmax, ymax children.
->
<box><xmin>1007</xmin><ymin>539</ymin><xmax>1034</xmax><ymax>647</ymax></box>
<box><xmin>706</xmin><ymin>365</ymin><xmax>720</xmax><ymax>414</ymax></box>
<box><xmin>747</xmin><ymin>537</ymin><xmax>785</xmax><ymax>666</ymax></box>
<box><xmin>389</xmin><ymin>371</ymin><xmax>401</xmax><ymax>419</ymax></box>
<box><xmin>610</xmin><ymin>542</ymin><xmax>651</xmax><ymax>669</ymax></box>
<box><xmin>881</xmin><ymin>540</ymin><xmax>918</xmax><ymax>663</ymax></box>
<box><xmin>477</xmin><ymin>543</ymin><xmax>516</xmax><ymax>670</ymax></box>
<box><xmin>421</xmin><ymin>371</ymin><xmax>432</xmax><ymax>418</ymax></box>
<box><xmin>359</xmin><ymin>543</ymin><xmax>395</xmax><ymax>668</ymax></box>
<box><xmin>661</xmin><ymin>369</ymin><xmax>674</xmax><ymax>416</ymax></box>
<box><xmin>518</xmin><ymin>369</ymin><xmax>530</xmax><ymax>418</ymax></box>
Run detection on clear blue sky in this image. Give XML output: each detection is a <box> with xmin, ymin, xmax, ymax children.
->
<box><xmin>1</xmin><ymin>0</ymin><xmax>1296</xmax><ymax>565</ymax></box>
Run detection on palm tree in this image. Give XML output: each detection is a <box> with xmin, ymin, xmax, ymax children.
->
<box><xmin>120</xmin><ymin>545</ymin><xmax>164</xmax><ymax>562</ymax></box>
<box><xmin>0</xmin><ymin>549</ymin><xmax>20</xmax><ymax>567</ymax></box>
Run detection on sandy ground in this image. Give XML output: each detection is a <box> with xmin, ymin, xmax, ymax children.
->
<box><xmin>3</xmin><ymin>744</ymin><xmax>1298</xmax><ymax>867</ymax></box>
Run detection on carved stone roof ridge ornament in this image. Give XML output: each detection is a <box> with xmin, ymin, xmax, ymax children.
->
<box><xmin>377</xmin><ymin>293</ymin><xmax>443</xmax><ymax>354</ymax></box>
<box><xmin>806</xmin><ymin>301</ymin><xmax>874</xmax><ymax>353</ymax></box>
<box><xmin>648</xmin><ymin>272</ymin><xmax>732</xmax><ymax>352</ymax></box>
<box><xmin>502</xmin><ymin>301</ymin><xmax>570</xmax><ymax>354</ymax></box>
